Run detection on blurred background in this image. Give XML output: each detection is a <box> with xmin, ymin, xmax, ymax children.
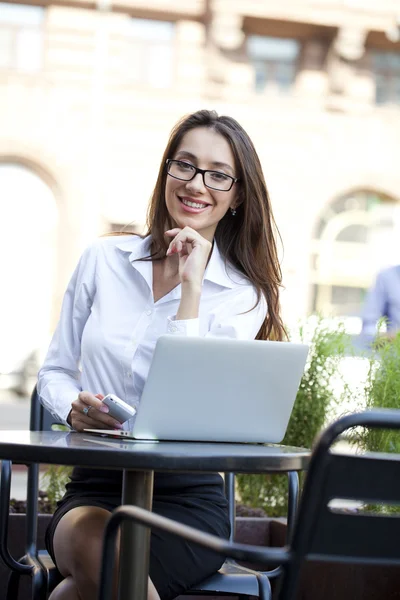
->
<box><xmin>1</xmin><ymin>0</ymin><xmax>400</xmax><ymax>415</ymax></box>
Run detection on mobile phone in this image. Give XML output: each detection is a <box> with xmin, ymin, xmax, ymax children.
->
<box><xmin>102</xmin><ymin>394</ymin><xmax>136</xmax><ymax>424</ymax></box>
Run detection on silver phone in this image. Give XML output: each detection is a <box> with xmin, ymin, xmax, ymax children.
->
<box><xmin>102</xmin><ymin>394</ymin><xmax>136</xmax><ymax>424</ymax></box>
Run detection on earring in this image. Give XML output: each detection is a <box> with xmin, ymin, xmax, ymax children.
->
<box><xmin>230</xmin><ymin>208</ymin><xmax>237</xmax><ymax>216</ymax></box>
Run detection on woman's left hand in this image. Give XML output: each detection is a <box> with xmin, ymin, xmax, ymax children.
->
<box><xmin>165</xmin><ymin>227</ymin><xmax>212</xmax><ymax>288</ymax></box>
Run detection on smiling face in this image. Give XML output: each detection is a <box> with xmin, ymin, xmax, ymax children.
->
<box><xmin>164</xmin><ymin>127</ymin><xmax>239</xmax><ymax>241</ymax></box>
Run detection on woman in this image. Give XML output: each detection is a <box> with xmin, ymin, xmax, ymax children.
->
<box><xmin>38</xmin><ymin>109</ymin><xmax>285</xmax><ymax>600</ymax></box>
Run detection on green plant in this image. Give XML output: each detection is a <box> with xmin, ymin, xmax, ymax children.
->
<box><xmin>37</xmin><ymin>424</ymin><xmax>71</xmax><ymax>513</ymax></box>
<box><xmin>236</xmin><ymin>316</ymin><xmax>351</xmax><ymax>517</ymax></box>
<box><xmin>40</xmin><ymin>464</ymin><xmax>72</xmax><ymax>513</ymax></box>
<box><xmin>348</xmin><ymin>329</ymin><xmax>400</xmax><ymax>513</ymax></box>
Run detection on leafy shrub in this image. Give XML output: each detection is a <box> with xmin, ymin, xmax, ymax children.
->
<box><xmin>40</xmin><ymin>464</ymin><xmax>72</xmax><ymax>513</ymax></box>
<box><xmin>10</xmin><ymin>490</ymin><xmax>54</xmax><ymax>514</ymax></box>
<box><xmin>349</xmin><ymin>330</ymin><xmax>400</xmax><ymax>513</ymax></box>
<box><xmin>360</xmin><ymin>332</ymin><xmax>400</xmax><ymax>448</ymax></box>
<box><xmin>236</xmin><ymin>317</ymin><xmax>351</xmax><ymax>517</ymax></box>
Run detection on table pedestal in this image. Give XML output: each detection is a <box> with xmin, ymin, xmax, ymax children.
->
<box><xmin>118</xmin><ymin>469</ymin><xmax>154</xmax><ymax>600</ymax></box>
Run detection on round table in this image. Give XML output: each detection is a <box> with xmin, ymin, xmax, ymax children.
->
<box><xmin>0</xmin><ymin>430</ymin><xmax>310</xmax><ymax>600</ymax></box>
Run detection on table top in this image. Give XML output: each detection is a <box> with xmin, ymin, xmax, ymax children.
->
<box><xmin>0</xmin><ymin>431</ymin><xmax>310</xmax><ymax>473</ymax></box>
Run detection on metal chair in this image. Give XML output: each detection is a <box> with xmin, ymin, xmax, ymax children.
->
<box><xmin>0</xmin><ymin>385</ymin><xmax>299</xmax><ymax>600</ymax></box>
<box><xmin>0</xmin><ymin>385</ymin><xmax>64</xmax><ymax>600</ymax></box>
<box><xmin>99</xmin><ymin>409</ymin><xmax>400</xmax><ymax>600</ymax></box>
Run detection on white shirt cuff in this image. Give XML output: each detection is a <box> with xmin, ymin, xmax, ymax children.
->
<box><xmin>39</xmin><ymin>388</ymin><xmax>76</xmax><ymax>428</ymax></box>
<box><xmin>167</xmin><ymin>316</ymin><xmax>200</xmax><ymax>337</ymax></box>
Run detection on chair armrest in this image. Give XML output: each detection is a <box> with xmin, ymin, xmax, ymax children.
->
<box><xmin>0</xmin><ymin>460</ymin><xmax>32</xmax><ymax>574</ymax></box>
<box><xmin>99</xmin><ymin>505</ymin><xmax>289</xmax><ymax>600</ymax></box>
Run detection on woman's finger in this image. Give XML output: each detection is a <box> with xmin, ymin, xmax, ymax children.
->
<box><xmin>164</xmin><ymin>228</ymin><xmax>182</xmax><ymax>237</ymax></box>
<box><xmin>167</xmin><ymin>240</ymin><xmax>183</xmax><ymax>256</ymax></box>
<box><xmin>77</xmin><ymin>391</ymin><xmax>109</xmax><ymax>413</ymax></box>
<box><xmin>71</xmin><ymin>399</ymin><xmax>109</xmax><ymax>416</ymax></box>
<box><xmin>71</xmin><ymin>407</ymin><xmax>123</xmax><ymax>431</ymax></box>
<box><xmin>166</xmin><ymin>227</ymin><xmax>201</xmax><ymax>243</ymax></box>
<box><xmin>166</xmin><ymin>227</ymin><xmax>207</xmax><ymax>256</ymax></box>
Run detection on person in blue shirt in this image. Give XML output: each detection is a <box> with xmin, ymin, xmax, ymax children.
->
<box><xmin>361</xmin><ymin>265</ymin><xmax>400</xmax><ymax>344</ymax></box>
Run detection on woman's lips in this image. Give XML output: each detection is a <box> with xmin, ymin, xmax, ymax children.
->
<box><xmin>179</xmin><ymin>196</ymin><xmax>210</xmax><ymax>213</ymax></box>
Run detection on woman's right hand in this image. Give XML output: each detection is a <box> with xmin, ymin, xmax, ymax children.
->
<box><xmin>67</xmin><ymin>391</ymin><xmax>123</xmax><ymax>432</ymax></box>
<box><xmin>165</xmin><ymin>227</ymin><xmax>212</xmax><ymax>287</ymax></box>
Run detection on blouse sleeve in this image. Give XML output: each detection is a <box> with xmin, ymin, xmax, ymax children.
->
<box><xmin>166</xmin><ymin>285</ymin><xmax>267</xmax><ymax>340</ymax></box>
<box><xmin>37</xmin><ymin>242</ymin><xmax>99</xmax><ymax>425</ymax></box>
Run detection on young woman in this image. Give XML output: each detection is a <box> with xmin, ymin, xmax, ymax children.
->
<box><xmin>38</xmin><ymin>109</ymin><xmax>285</xmax><ymax>600</ymax></box>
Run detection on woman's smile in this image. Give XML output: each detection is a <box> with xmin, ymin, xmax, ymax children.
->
<box><xmin>178</xmin><ymin>195</ymin><xmax>211</xmax><ymax>213</ymax></box>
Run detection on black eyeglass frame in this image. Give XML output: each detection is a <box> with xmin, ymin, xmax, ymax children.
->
<box><xmin>165</xmin><ymin>159</ymin><xmax>239</xmax><ymax>192</ymax></box>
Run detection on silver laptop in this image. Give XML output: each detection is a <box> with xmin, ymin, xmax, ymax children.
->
<box><xmin>85</xmin><ymin>335</ymin><xmax>309</xmax><ymax>444</ymax></box>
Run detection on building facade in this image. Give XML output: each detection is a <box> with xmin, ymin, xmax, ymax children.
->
<box><xmin>1</xmin><ymin>0</ymin><xmax>400</xmax><ymax>367</ymax></box>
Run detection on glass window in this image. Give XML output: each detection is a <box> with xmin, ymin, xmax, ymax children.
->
<box><xmin>247</xmin><ymin>35</ymin><xmax>300</xmax><ymax>93</ymax></box>
<box><xmin>311</xmin><ymin>284</ymin><xmax>367</xmax><ymax>318</ymax></box>
<box><xmin>0</xmin><ymin>2</ymin><xmax>44</xmax><ymax>72</ymax></box>
<box><xmin>311</xmin><ymin>191</ymin><xmax>399</xmax><ymax>320</ymax></box>
<box><xmin>122</xmin><ymin>18</ymin><xmax>175</xmax><ymax>88</ymax></box>
<box><xmin>371</xmin><ymin>50</ymin><xmax>400</xmax><ymax>105</ymax></box>
<box><xmin>330</xmin><ymin>286</ymin><xmax>367</xmax><ymax>317</ymax></box>
<box><xmin>336</xmin><ymin>224</ymin><xmax>369</xmax><ymax>243</ymax></box>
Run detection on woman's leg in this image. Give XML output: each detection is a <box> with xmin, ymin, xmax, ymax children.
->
<box><xmin>48</xmin><ymin>506</ymin><xmax>160</xmax><ymax>600</ymax></box>
<box><xmin>49</xmin><ymin>576</ymin><xmax>160</xmax><ymax>600</ymax></box>
<box><xmin>48</xmin><ymin>576</ymin><xmax>80</xmax><ymax>600</ymax></box>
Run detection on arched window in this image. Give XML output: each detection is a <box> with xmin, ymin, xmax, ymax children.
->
<box><xmin>0</xmin><ymin>163</ymin><xmax>58</xmax><ymax>395</ymax></box>
<box><xmin>310</xmin><ymin>190</ymin><xmax>399</xmax><ymax>324</ymax></box>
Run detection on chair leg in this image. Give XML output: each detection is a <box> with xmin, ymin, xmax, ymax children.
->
<box><xmin>7</xmin><ymin>570</ymin><xmax>21</xmax><ymax>600</ymax></box>
<box><xmin>274</xmin><ymin>561</ymin><xmax>301</xmax><ymax>600</ymax></box>
<box><xmin>7</xmin><ymin>557</ymin><xmax>48</xmax><ymax>600</ymax></box>
<box><xmin>32</xmin><ymin>564</ymin><xmax>47</xmax><ymax>600</ymax></box>
<box><xmin>257</xmin><ymin>573</ymin><xmax>272</xmax><ymax>600</ymax></box>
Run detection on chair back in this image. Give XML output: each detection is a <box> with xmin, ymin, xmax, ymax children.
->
<box><xmin>291</xmin><ymin>410</ymin><xmax>400</xmax><ymax>565</ymax></box>
<box><xmin>275</xmin><ymin>410</ymin><xmax>400</xmax><ymax>600</ymax></box>
<box><xmin>30</xmin><ymin>385</ymin><xmax>64</xmax><ymax>431</ymax></box>
<box><xmin>22</xmin><ymin>384</ymin><xmax>65</xmax><ymax>557</ymax></box>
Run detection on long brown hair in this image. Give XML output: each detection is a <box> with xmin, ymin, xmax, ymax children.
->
<box><xmin>144</xmin><ymin>109</ymin><xmax>285</xmax><ymax>341</ymax></box>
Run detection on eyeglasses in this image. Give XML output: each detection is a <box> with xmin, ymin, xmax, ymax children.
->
<box><xmin>166</xmin><ymin>159</ymin><xmax>239</xmax><ymax>192</ymax></box>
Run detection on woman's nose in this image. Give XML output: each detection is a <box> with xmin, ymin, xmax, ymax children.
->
<box><xmin>186</xmin><ymin>172</ymin><xmax>206</xmax><ymax>193</ymax></box>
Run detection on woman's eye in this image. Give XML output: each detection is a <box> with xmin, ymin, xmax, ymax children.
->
<box><xmin>177</xmin><ymin>161</ymin><xmax>194</xmax><ymax>171</ymax></box>
<box><xmin>210</xmin><ymin>171</ymin><xmax>230</xmax><ymax>181</ymax></box>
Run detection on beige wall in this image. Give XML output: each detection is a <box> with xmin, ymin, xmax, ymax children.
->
<box><xmin>1</xmin><ymin>0</ymin><xmax>400</xmax><ymax>343</ymax></box>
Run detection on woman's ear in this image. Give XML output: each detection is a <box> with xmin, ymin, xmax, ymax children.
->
<box><xmin>231</xmin><ymin>190</ymin><xmax>244</xmax><ymax>211</ymax></box>
<box><xmin>232</xmin><ymin>200</ymin><xmax>243</xmax><ymax>210</ymax></box>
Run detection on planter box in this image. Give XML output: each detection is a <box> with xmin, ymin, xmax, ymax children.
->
<box><xmin>2</xmin><ymin>515</ymin><xmax>400</xmax><ymax>600</ymax></box>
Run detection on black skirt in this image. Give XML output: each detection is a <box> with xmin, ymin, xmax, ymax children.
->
<box><xmin>45</xmin><ymin>467</ymin><xmax>230</xmax><ymax>600</ymax></box>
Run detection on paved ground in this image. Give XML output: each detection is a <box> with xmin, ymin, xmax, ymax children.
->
<box><xmin>0</xmin><ymin>390</ymin><xmax>30</xmax><ymax>429</ymax></box>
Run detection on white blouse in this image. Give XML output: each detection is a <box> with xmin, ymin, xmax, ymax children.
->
<box><xmin>38</xmin><ymin>235</ymin><xmax>267</xmax><ymax>426</ymax></box>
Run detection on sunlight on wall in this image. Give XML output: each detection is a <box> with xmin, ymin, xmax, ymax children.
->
<box><xmin>0</xmin><ymin>164</ymin><xmax>58</xmax><ymax>372</ymax></box>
